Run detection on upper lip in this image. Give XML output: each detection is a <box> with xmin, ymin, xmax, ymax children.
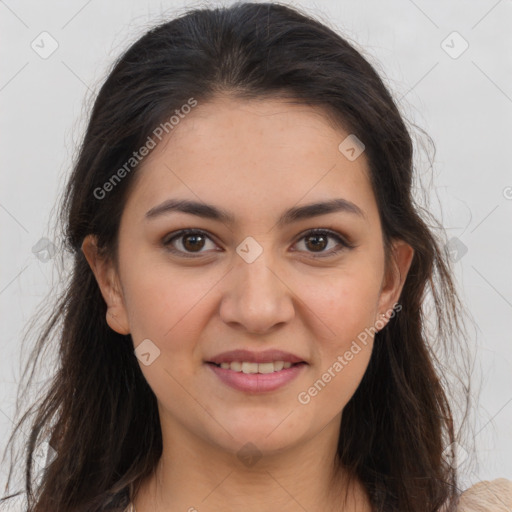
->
<box><xmin>207</xmin><ymin>349</ymin><xmax>306</xmax><ymax>365</ymax></box>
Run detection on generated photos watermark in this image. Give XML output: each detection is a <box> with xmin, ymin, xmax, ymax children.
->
<box><xmin>297</xmin><ymin>303</ymin><xmax>402</xmax><ymax>405</ymax></box>
<box><xmin>93</xmin><ymin>97</ymin><xmax>198</xmax><ymax>200</ymax></box>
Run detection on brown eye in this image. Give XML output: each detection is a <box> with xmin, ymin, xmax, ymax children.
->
<box><xmin>293</xmin><ymin>229</ymin><xmax>353</xmax><ymax>257</ymax></box>
<box><xmin>181</xmin><ymin>233</ymin><xmax>206</xmax><ymax>252</ymax></box>
<box><xmin>304</xmin><ymin>233</ymin><xmax>328</xmax><ymax>252</ymax></box>
<box><xmin>163</xmin><ymin>229</ymin><xmax>218</xmax><ymax>257</ymax></box>
<box><xmin>162</xmin><ymin>228</ymin><xmax>354</xmax><ymax>259</ymax></box>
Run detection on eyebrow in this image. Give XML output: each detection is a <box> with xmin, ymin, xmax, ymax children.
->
<box><xmin>145</xmin><ymin>197</ymin><xmax>366</xmax><ymax>226</ymax></box>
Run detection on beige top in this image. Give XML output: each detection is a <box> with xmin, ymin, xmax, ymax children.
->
<box><xmin>123</xmin><ymin>478</ymin><xmax>512</xmax><ymax>511</ymax></box>
<box><xmin>456</xmin><ymin>479</ymin><xmax>512</xmax><ymax>511</ymax></box>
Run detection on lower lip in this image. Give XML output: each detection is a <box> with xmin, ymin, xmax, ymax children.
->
<box><xmin>206</xmin><ymin>362</ymin><xmax>307</xmax><ymax>393</ymax></box>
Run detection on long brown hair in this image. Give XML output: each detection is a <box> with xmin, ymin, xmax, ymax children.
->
<box><xmin>1</xmin><ymin>2</ymin><xmax>475</xmax><ymax>511</ymax></box>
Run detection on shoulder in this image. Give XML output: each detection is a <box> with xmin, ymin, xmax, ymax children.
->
<box><xmin>457</xmin><ymin>478</ymin><xmax>512</xmax><ymax>511</ymax></box>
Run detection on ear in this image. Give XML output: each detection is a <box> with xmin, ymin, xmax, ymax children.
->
<box><xmin>81</xmin><ymin>234</ymin><xmax>130</xmax><ymax>335</ymax></box>
<box><xmin>375</xmin><ymin>238</ymin><xmax>414</xmax><ymax>328</ymax></box>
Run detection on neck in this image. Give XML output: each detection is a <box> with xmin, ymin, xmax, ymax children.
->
<box><xmin>132</xmin><ymin>415</ymin><xmax>370</xmax><ymax>512</ymax></box>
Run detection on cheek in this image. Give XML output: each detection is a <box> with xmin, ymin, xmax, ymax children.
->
<box><xmin>121</xmin><ymin>253</ymin><xmax>213</xmax><ymax>342</ymax></box>
<box><xmin>297</xmin><ymin>254</ymin><xmax>382</xmax><ymax>402</ymax></box>
<box><xmin>121</xmin><ymin>261</ymin><xmax>212</xmax><ymax>404</ymax></box>
<box><xmin>302</xmin><ymin>263</ymin><xmax>382</xmax><ymax>343</ymax></box>
<box><xmin>300</xmin><ymin>278</ymin><xmax>377</xmax><ymax>416</ymax></box>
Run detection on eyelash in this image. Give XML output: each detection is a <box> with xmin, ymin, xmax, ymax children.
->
<box><xmin>162</xmin><ymin>228</ymin><xmax>355</xmax><ymax>259</ymax></box>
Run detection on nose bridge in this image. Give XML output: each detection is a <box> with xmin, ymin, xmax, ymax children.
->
<box><xmin>240</xmin><ymin>247</ymin><xmax>277</xmax><ymax>293</ymax></box>
<box><xmin>220</xmin><ymin>238</ymin><xmax>294</xmax><ymax>332</ymax></box>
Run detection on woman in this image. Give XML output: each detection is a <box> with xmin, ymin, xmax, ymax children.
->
<box><xmin>1</xmin><ymin>2</ymin><xmax>510</xmax><ymax>511</ymax></box>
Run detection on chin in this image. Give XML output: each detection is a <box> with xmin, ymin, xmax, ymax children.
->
<box><xmin>211</xmin><ymin>415</ymin><xmax>305</xmax><ymax>455</ymax></box>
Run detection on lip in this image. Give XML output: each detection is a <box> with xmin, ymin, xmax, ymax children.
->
<box><xmin>206</xmin><ymin>361</ymin><xmax>307</xmax><ymax>393</ymax></box>
<box><xmin>206</xmin><ymin>349</ymin><xmax>306</xmax><ymax>365</ymax></box>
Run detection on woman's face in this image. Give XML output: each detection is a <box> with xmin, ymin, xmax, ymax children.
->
<box><xmin>84</xmin><ymin>96</ymin><xmax>413</xmax><ymax>459</ymax></box>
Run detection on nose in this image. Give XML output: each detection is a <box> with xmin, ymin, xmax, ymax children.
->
<box><xmin>219</xmin><ymin>246</ymin><xmax>295</xmax><ymax>335</ymax></box>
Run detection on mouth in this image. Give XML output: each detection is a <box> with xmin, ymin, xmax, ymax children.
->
<box><xmin>204</xmin><ymin>349</ymin><xmax>308</xmax><ymax>392</ymax></box>
<box><xmin>206</xmin><ymin>360</ymin><xmax>306</xmax><ymax>374</ymax></box>
<box><xmin>205</xmin><ymin>360</ymin><xmax>308</xmax><ymax>393</ymax></box>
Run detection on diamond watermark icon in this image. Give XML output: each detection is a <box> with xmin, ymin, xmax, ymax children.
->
<box><xmin>31</xmin><ymin>31</ymin><xmax>59</xmax><ymax>59</ymax></box>
<box><xmin>236</xmin><ymin>236</ymin><xmax>263</xmax><ymax>264</ymax></box>
<box><xmin>444</xmin><ymin>237</ymin><xmax>468</xmax><ymax>262</ymax></box>
<box><xmin>135</xmin><ymin>338</ymin><xmax>161</xmax><ymax>366</ymax></box>
<box><xmin>32</xmin><ymin>440</ymin><xmax>57</xmax><ymax>472</ymax></box>
<box><xmin>32</xmin><ymin>237</ymin><xmax>57</xmax><ymax>262</ymax></box>
<box><xmin>237</xmin><ymin>442</ymin><xmax>263</xmax><ymax>467</ymax></box>
<box><xmin>442</xmin><ymin>441</ymin><xmax>469</xmax><ymax>469</ymax></box>
<box><xmin>338</xmin><ymin>134</ymin><xmax>365</xmax><ymax>161</ymax></box>
<box><xmin>441</xmin><ymin>31</ymin><xmax>469</xmax><ymax>59</ymax></box>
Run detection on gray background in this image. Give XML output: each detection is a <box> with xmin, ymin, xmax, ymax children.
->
<box><xmin>1</xmin><ymin>0</ymin><xmax>511</xmax><ymax>497</ymax></box>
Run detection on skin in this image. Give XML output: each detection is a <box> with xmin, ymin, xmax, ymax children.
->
<box><xmin>82</xmin><ymin>95</ymin><xmax>414</xmax><ymax>512</ymax></box>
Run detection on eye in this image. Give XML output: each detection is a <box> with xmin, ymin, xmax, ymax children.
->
<box><xmin>292</xmin><ymin>228</ymin><xmax>354</xmax><ymax>257</ymax></box>
<box><xmin>162</xmin><ymin>228</ymin><xmax>354</xmax><ymax>259</ymax></box>
<box><xmin>162</xmin><ymin>229</ymin><xmax>218</xmax><ymax>257</ymax></box>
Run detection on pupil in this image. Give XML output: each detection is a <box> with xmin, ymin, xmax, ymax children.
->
<box><xmin>307</xmin><ymin>234</ymin><xmax>326</xmax><ymax>251</ymax></box>
<box><xmin>184</xmin><ymin>234</ymin><xmax>204</xmax><ymax>251</ymax></box>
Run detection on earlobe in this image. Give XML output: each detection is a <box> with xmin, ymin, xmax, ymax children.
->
<box><xmin>81</xmin><ymin>234</ymin><xmax>131</xmax><ymax>335</ymax></box>
<box><xmin>106</xmin><ymin>309</ymin><xmax>131</xmax><ymax>336</ymax></box>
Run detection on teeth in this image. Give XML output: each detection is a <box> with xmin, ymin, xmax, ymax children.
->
<box><xmin>241</xmin><ymin>362</ymin><xmax>258</xmax><ymax>374</ymax></box>
<box><xmin>258</xmin><ymin>362</ymin><xmax>275</xmax><ymax>374</ymax></box>
<box><xmin>216</xmin><ymin>360</ymin><xmax>296</xmax><ymax>373</ymax></box>
<box><xmin>274</xmin><ymin>361</ymin><xmax>285</xmax><ymax>371</ymax></box>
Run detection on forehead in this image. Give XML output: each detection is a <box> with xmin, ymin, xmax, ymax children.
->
<box><xmin>162</xmin><ymin>95</ymin><xmax>355</xmax><ymax>163</ymax></box>
<box><xmin>123</xmin><ymin>96</ymin><xmax>378</xmax><ymax>227</ymax></box>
